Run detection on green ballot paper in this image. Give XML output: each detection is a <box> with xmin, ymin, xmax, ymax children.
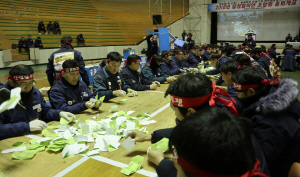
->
<box><xmin>42</xmin><ymin>129</ymin><xmax>57</xmax><ymax>139</ymax></box>
<box><xmin>60</xmin><ymin>116</ymin><xmax>73</xmax><ymax>126</ymax></box>
<box><xmin>12</xmin><ymin>150</ymin><xmax>37</xmax><ymax>160</ymax></box>
<box><xmin>151</xmin><ymin>137</ymin><xmax>169</xmax><ymax>152</ymax></box>
<box><xmin>12</xmin><ymin>142</ymin><xmax>26</xmax><ymax>147</ymax></box>
<box><xmin>120</xmin><ymin>155</ymin><xmax>144</xmax><ymax>175</ymax></box>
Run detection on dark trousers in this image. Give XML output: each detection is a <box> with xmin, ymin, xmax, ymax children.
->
<box><xmin>54</xmin><ymin>28</ymin><xmax>61</xmax><ymax>34</ymax></box>
<box><xmin>38</xmin><ymin>28</ymin><xmax>46</xmax><ymax>33</ymax></box>
<box><xmin>47</xmin><ymin>28</ymin><xmax>53</xmax><ymax>34</ymax></box>
<box><xmin>77</xmin><ymin>39</ymin><xmax>85</xmax><ymax>46</ymax></box>
<box><xmin>35</xmin><ymin>45</ymin><xmax>43</xmax><ymax>49</ymax></box>
<box><xmin>19</xmin><ymin>46</ymin><xmax>27</xmax><ymax>53</ymax></box>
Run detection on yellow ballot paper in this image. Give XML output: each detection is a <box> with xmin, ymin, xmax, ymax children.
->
<box><xmin>120</xmin><ymin>155</ymin><xmax>144</xmax><ymax>176</ymax></box>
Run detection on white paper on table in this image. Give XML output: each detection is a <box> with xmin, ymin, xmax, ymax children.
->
<box><xmin>106</xmin><ymin>135</ymin><xmax>121</xmax><ymax>149</ymax></box>
<box><xmin>126</xmin><ymin>110</ymin><xmax>135</xmax><ymax>115</ymax></box>
<box><xmin>116</xmin><ymin>116</ymin><xmax>127</xmax><ymax>126</ymax></box>
<box><xmin>95</xmin><ymin>136</ymin><xmax>105</xmax><ymax>143</ymax></box>
<box><xmin>87</xmin><ymin>135</ymin><xmax>94</xmax><ymax>143</ymax></box>
<box><xmin>139</xmin><ymin>120</ymin><xmax>157</xmax><ymax>125</ymax></box>
<box><xmin>97</xmin><ymin>131</ymin><xmax>106</xmax><ymax>135</ymax></box>
<box><xmin>139</xmin><ymin>127</ymin><xmax>147</xmax><ymax>132</ymax></box>
<box><xmin>86</xmin><ymin>149</ymin><xmax>100</xmax><ymax>157</ymax></box>
<box><xmin>63</xmin><ymin>129</ymin><xmax>73</xmax><ymax>139</ymax></box>
<box><xmin>62</xmin><ymin>145</ymin><xmax>69</xmax><ymax>158</ymax></box>
<box><xmin>1</xmin><ymin>146</ymin><xmax>26</xmax><ymax>154</ymax></box>
<box><xmin>110</xmin><ymin>112</ymin><xmax>118</xmax><ymax>118</ymax></box>
<box><xmin>106</xmin><ymin>128</ymin><xmax>115</xmax><ymax>135</ymax></box>
<box><xmin>36</xmin><ymin>137</ymin><xmax>52</xmax><ymax>143</ymax></box>
<box><xmin>53</xmin><ymin>135</ymin><xmax>64</xmax><ymax>142</ymax></box>
<box><xmin>94</xmin><ymin>136</ymin><xmax>108</xmax><ymax>151</ymax></box>
<box><xmin>68</xmin><ymin>143</ymin><xmax>85</xmax><ymax>156</ymax></box>
<box><xmin>121</xmin><ymin>137</ymin><xmax>135</xmax><ymax>151</ymax></box>
<box><xmin>126</xmin><ymin>121</ymin><xmax>135</xmax><ymax>130</ymax></box>
<box><xmin>88</xmin><ymin>120</ymin><xmax>97</xmax><ymax>127</ymax></box>
<box><xmin>69</xmin><ymin>127</ymin><xmax>77</xmax><ymax>133</ymax></box>
<box><xmin>100</xmin><ymin>122</ymin><xmax>109</xmax><ymax>131</ymax></box>
<box><xmin>78</xmin><ymin>122</ymin><xmax>86</xmax><ymax>129</ymax></box>
<box><xmin>82</xmin><ymin>124</ymin><xmax>90</xmax><ymax>135</ymax></box>
<box><xmin>53</xmin><ymin>129</ymin><xmax>60</xmax><ymax>134</ymax></box>
<box><xmin>78</xmin><ymin>145</ymin><xmax>89</xmax><ymax>153</ymax></box>
<box><xmin>75</xmin><ymin>135</ymin><xmax>88</xmax><ymax>142</ymax></box>
<box><xmin>58</xmin><ymin>126</ymin><xmax>67</xmax><ymax>132</ymax></box>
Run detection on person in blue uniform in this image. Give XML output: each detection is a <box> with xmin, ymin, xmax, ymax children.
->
<box><xmin>146</xmin><ymin>34</ymin><xmax>158</xmax><ymax>62</ymax></box>
<box><xmin>286</xmin><ymin>33</ymin><xmax>293</xmax><ymax>42</ymax></box>
<box><xmin>219</xmin><ymin>43</ymin><xmax>225</xmax><ymax>53</ymax></box>
<box><xmin>189</xmin><ymin>48</ymin><xmax>203</xmax><ymax>63</ymax></box>
<box><xmin>120</xmin><ymin>54</ymin><xmax>159</xmax><ymax>91</ymax></box>
<box><xmin>160</xmin><ymin>51</ymin><xmax>181</xmax><ymax>76</ymax></box>
<box><xmin>53</xmin><ymin>20</ymin><xmax>61</xmax><ymax>34</ymax></box>
<box><xmin>251</xmin><ymin>48</ymin><xmax>271</xmax><ymax>78</ymax></box>
<box><xmin>268</xmin><ymin>44</ymin><xmax>280</xmax><ymax>60</ymax></box>
<box><xmin>141</xmin><ymin>54</ymin><xmax>174</xmax><ymax>84</ymax></box>
<box><xmin>76</xmin><ymin>34</ymin><xmax>85</xmax><ymax>46</ymax></box>
<box><xmin>182</xmin><ymin>50</ymin><xmax>199</xmax><ymax>68</ymax></box>
<box><xmin>281</xmin><ymin>44</ymin><xmax>299</xmax><ymax>71</ymax></box>
<box><xmin>244</xmin><ymin>34</ymin><xmax>256</xmax><ymax>49</ymax></box>
<box><xmin>171</xmin><ymin>49</ymin><xmax>186</xmax><ymax>70</ymax></box>
<box><xmin>169</xmin><ymin>107</ymin><xmax>268</xmax><ymax>177</ymax></box>
<box><xmin>38</xmin><ymin>21</ymin><xmax>46</xmax><ymax>35</ymax></box>
<box><xmin>184</xmin><ymin>33</ymin><xmax>195</xmax><ymax>51</ymax></box>
<box><xmin>49</xmin><ymin>60</ymin><xmax>99</xmax><ymax>114</ymax></box>
<box><xmin>34</xmin><ymin>37</ymin><xmax>43</xmax><ymax>49</ymax></box>
<box><xmin>25</xmin><ymin>35</ymin><xmax>34</xmax><ymax>52</ymax></box>
<box><xmin>201</xmin><ymin>47</ymin><xmax>211</xmax><ymax>62</ymax></box>
<box><xmin>93</xmin><ymin>52</ymin><xmax>137</xmax><ymax>101</ymax></box>
<box><xmin>231</xmin><ymin>66</ymin><xmax>300</xmax><ymax>177</ymax></box>
<box><xmin>47</xmin><ymin>21</ymin><xmax>54</xmax><ymax>34</ymax></box>
<box><xmin>127</xmin><ymin>74</ymin><xmax>271</xmax><ymax>177</ymax></box>
<box><xmin>294</xmin><ymin>34</ymin><xmax>299</xmax><ymax>42</ymax></box>
<box><xmin>0</xmin><ymin>65</ymin><xmax>74</xmax><ymax>140</ymax></box>
<box><xmin>18</xmin><ymin>37</ymin><xmax>27</xmax><ymax>54</ymax></box>
<box><xmin>205</xmin><ymin>53</ymin><xmax>229</xmax><ymax>85</ymax></box>
<box><xmin>46</xmin><ymin>36</ymin><xmax>89</xmax><ymax>87</ymax></box>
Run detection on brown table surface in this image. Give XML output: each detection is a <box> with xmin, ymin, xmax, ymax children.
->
<box><xmin>0</xmin><ymin>84</ymin><xmax>175</xmax><ymax>177</ymax></box>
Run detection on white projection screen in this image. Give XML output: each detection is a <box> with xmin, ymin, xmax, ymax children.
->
<box><xmin>217</xmin><ymin>3</ymin><xmax>300</xmax><ymax>41</ymax></box>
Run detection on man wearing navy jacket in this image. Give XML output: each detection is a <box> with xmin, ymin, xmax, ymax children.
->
<box><xmin>46</xmin><ymin>36</ymin><xmax>89</xmax><ymax>87</ymax></box>
<box><xmin>286</xmin><ymin>33</ymin><xmax>293</xmax><ymax>42</ymax></box>
<box><xmin>160</xmin><ymin>51</ymin><xmax>181</xmax><ymax>76</ymax></box>
<box><xmin>120</xmin><ymin>54</ymin><xmax>159</xmax><ymax>91</ymax></box>
<box><xmin>49</xmin><ymin>60</ymin><xmax>99</xmax><ymax>114</ymax></box>
<box><xmin>18</xmin><ymin>37</ymin><xmax>27</xmax><ymax>54</ymax></box>
<box><xmin>93</xmin><ymin>52</ymin><xmax>138</xmax><ymax>101</ymax></box>
<box><xmin>0</xmin><ymin>65</ymin><xmax>74</xmax><ymax>140</ymax></box>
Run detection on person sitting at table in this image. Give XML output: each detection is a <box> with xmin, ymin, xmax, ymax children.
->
<box><xmin>160</xmin><ymin>50</ymin><xmax>180</xmax><ymax>76</ymax></box>
<box><xmin>170</xmin><ymin>107</ymin><xmax>268</xmax><ymax>177</ymax></box>
<box><xmin>120</xmin><ymin>54</ymin><xmax>159</xmax><ymax>91</ymax></box>
<box><xmin>189</xmin><ymin>48</ymin><xmax>203</xmax><ymax>63</ymax></box>
<box><xmin>294</xmin><ymin>34</ymin><xmax>299</xmax><ymax>42</ymax></box>
<box><xmin>201</xmin><ymin>47</ymin><xmax>211</xmax><ymax>61</ymax></box>
<box><xmin>127</xmin><ymin>73</ymin><xmax>269</xmax><ymax>176</ymax></box>
<box><xmin>205</xmin><ymin>53</ymin><xmax>229</xmax><ymax>85</ymax></box>
<box><xmin>141</xmin><ymin>54</ymin><xmax>174</xmax><ymax>84</ymax></box>
<box><xmin>251</xmin><ymin>48</ymin><xmax>272</xmax><ymax>78</ymax></box>
<box><xmin>49</xmin><ymin>60</ymin><xmax>99</xmax><ymax>114</ymax></box>
<box><xmin>93</xmin><ymin>52</ymin><xmax>138</xmax><ymax>101</ymax></box>
<box><xmin>286</xmin><ymin>33</ymin><xmax>293</xmax><ymax>42</ymax></box>
<box><xmin>182</xmin><ymin>50</ymin><xmax>199</xmax><ymax>68</ymax></box>
<box><xmin>231</xmin><ymin>66</ymin><xmax>300</xmax><ymax>177</ymax></box>
<box><xmin>171</xmin><ymin>48</ymin><xmax>186</xmax><ymax>70</ymax></box>
<box><xmin>268</xmin><ymin>44</ymin><xmax>280</xmax><ymax>65</ymax></box>
<box><xmin>281</xmin><ymin>44</ymin><xmax>299</xmax><ymax>71</ymax></box>
<box><xmin>0</xmin><ymin>65</ymin><xmax>74</xmax><ymax>140</ymax></box>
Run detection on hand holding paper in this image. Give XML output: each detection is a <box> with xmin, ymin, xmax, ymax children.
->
<box><xmin>152</xmin><ymin>81</ymin><xmax>160</xmax><ymax>87</ymax></box>
<box><xmin>85</xmin><ymin>101</ymin><xmax>95</xmax><ymax>109</ymax></box>
<box><xmin>59</xmin><ymin>111</ymin><xmax>75</xmax><ymax>122</ymax></box>
<box><xmin>125</xmin><ymin>130</ymin><xmax>151</xmax><ymax>142</ymax></box>
<box><xmin>147</xmin><ymin>146</ymin><xmax>164</xmax><ymax>166</ymax></box>
<box><xmin>113</xmin><ymin>90</ymin><xmax>126</xmax><ymax>97</ymax></box>
<box><xmin>127</xmin><ymin>88</ymin><xmax>138</xmax><ymax>96</ymax></box>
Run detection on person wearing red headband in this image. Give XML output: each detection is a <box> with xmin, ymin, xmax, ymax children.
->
<box><xmin>251</xmin><ymin>48</ymin><xmax>271</xmax><ymax>78</ymax></box>
<box><xmin>170</xmin><ymin>107</ymin><xmax>267</xmax><ymax>177</ymax></box>
<box><xmin>121</xmin><ymin>54</ymin><xmax>159</xmax><ymax>91</ymax></box>
<box><xmin>93</xmin><ymin>52</ymin><xmax>138</xmax><ymax>101</ymax></box>
<box><xmin>141</xmin><ymin>54</ymin><xmax>175</xmax><ymax>84</ymax></box>
<box><xmin>182</xmin><ymin>49</ymin><xmax>199</xmax><ymax>68</ymax></box>
<box><xmin>205</xmin><ymin>53</ymin><xmax>229</xmax><ymax>86</ymax></box>
<box><xmin>190</xmin><ymin>47</ymin><xmax>203</xmax><ymax>63</ymax></box>
<box><xmin>127</xmin><ymin>73</ymin><xmax>248</xmax><ymax>177</ymax></box>
<box><xmin>160</xmin><ymin>50</ymin><xmax>181</xmax><ymax>76</ymax></box>
<box><xmin>171</xmin><ymin>48</ymin><xmax>198</xmax><ymax>72</ymax></box>
<box><xmin>231</xmin><ymin>66</ymin><xmax>300</xmax><ymax>177</ymax></box>
<box><xmin>49</xmin><ymin>60</ymin><xmax>99</xmax><ymax>114</ymax></box>
<box><xmin>46</xmin><ymin>36</ymin><xmax>90</xmax><ymax>87</ymax></box>
<box><xmin>0</xmin><ymin>65</ymin><xmax>74</xmax><ymax>140</ymax></box>
<box><xmin>267</xmin><ymin>44</ymin><xmax>280</xmax><ymax>66</ymax></box>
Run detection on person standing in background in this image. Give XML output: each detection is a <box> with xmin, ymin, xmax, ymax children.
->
<box><xmin>181</xmin><ymin>30</ymin><xmax>187</xmax><ymax>41</ymax></box>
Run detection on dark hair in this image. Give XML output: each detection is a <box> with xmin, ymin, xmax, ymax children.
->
<box><xmin>209</xmin><ymin>53</ymin><xmax>221</xmax><ymax>60</ymax></box>
<box><xmin>107</xmin><ymin>52</ymin><xmax>122</xmax><ymax>63</ymax></box>
<box><xmin>37</xmin><ymin>37</ymin><xmax>41</xmax><ymax>40</ymax></box>
<box><xmin>28</xmin><ymin>35</ymin><xmax>31</xmax><ymax>37</ymax></box>
<box><xmin>231</xmin><ymin>54</ymin><xmax>251</xmax><ymax>66</ymax></box>
<box><xmin>182</xmin><ymin>50</ymin><xmax>189</xmax><ymax>55</ymax></box>
<box><xmin>271</xmin><ymin>44</ymin><xmax>276</xmax><ymax>48</ymax></box>
<box><xmin>170</xmin><ymin>107</ymin><xmax>255</xmax><ymax>176</ymax></box>
<box><xmin>165</xmin><ymin>73</ymin><xmax>212</xmax><ymax>116</ymax></box>
<box><xmin>231</xmin><ymin>66</ymin><xmax>267</xmax><ymax>94</ymax></box>
<box><xmin>127</xmin><ymin>54</ymin><xmax>141</xmax><ymax>65</ymax></box>
<box><xmin>188</xmin><ymin>33</ymin><xmax>192</xmax><ymax>36</ymax></box>
<box><xmin>62</xmin><ymin>59</ymin><xmax>80</xmax><ymax>68</ymax></box>
<box><xmin>174</xmin><ymin>48</ymin><xmax>181</xmax><ymax>54</ymax></box>
<box><xmin>161</xmin><ymin>50</ymin><xmax>170</xmax><ymax>58</ymax></box>
<box><xmin>9</xmin><ymin>65</ymin><xmax>34</xmax><ymax>75</ymax></box>
<box><xmin>220</xmin><ymin>60</ymin><xmax>240</xmax><ymax>74</ymax></box>
<box><xmin>251</xmin><ymin>48</ymin><xmax>262</xmax><ymax>57</ymax></box>
<box><xmin>61</xmin><ymin>36</ymin><xmax>73</xmax><ymax>43</ymax></box>
<box><xmin>224</xmin><ymin>45</ymin><xmax>236</xmax><ymax>56</ymax></box>
<box><xmin>260</xmin><ymin>45</ymin><xmax>266</xmax><ymax>53</ymax></box>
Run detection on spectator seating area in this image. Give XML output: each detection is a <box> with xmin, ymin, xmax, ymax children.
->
<box><xmin>0</xmin><ymin>0</ymin><xmax>188</xmax><ymax>61</ymax></box>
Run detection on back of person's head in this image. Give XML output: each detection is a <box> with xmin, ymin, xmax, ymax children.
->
<box><xmin>126</xmin><ymin>54</ymin><xmax>140</xmax><ymax>65</ymax></box>
<box><xmin>251</xmin><ymin>48</ymin><xmax>262</xmax><ymax>58</ymax></box>
<box><xmin>165</xmin><ymin>73</ymin><xmax>212</xmax><ymax>116</ymax></box>
<box><xmin>174</xmin><ymin>48</ymin><xmax>182</xmax><ymax>54</ymax></box>
<box><xmin>286</xmin><ymin>44</ymin><xmax>290</xmax><ymax>48</ymax></box>
<box><xmin>220</xmin><ymin>60</ymin><xmax>240</xmax><ymax>74</ymax></box>
<box><xmin>107</xmin><ymin>52</ymin><xmax>122</xmax><ymax>63</ymax></box>
<box><xmin>62</xmin><ymin>59</ymin><xmax>80</xmax><ymax>68</ymax></box>
<box><xmin>260</xmin><ymin>45</ymin><xmax>266</xmax><ymax>53</ymax></box>
<box><xmin>224</xmin><ymin>45</ymin><xmax>236</xmax><ymax>55</ymax></box>
<box><xmin>209</xmin><ymin>53</ymin><xmax>221</xmax><ymax>60</ymax></box>
<box><xmin>37</xmin><ymin>37</ymin><xmax>41</xmax><ymax>40</ymax></box>
<box><xmin>231</xmin><ymin>54</ymin><xmax>251</xmax><ymax>66</ymax></box>
<box><xmin>9</xmin><ymin>65</ymin><xmax>34</xmax><ymax>75</ymax></box>
<box><xmin>170</xmin><ymin>107</ymin><xmax>256</xmax><ymax>176</ymax></box>
<box><xmin>61</xmin><ymin>36</ymin><xmax>73</xmax><ymax>43</ymax></box>
<box><xmin>231</xmin><ymin>66</ymin><xmax>268</xmax><ymax>94</ymax></box>
<box><xmin>182</xmin><ymin>50</ymin><xmax>189</xmax><ymax>55</ymax></box>
<box><xmin>161</xmin><ymin>50</ymin><xmax>171</xmax><ymax>58</ymax></box>
<box><xmin>271</xmin><ymin>44</ymin><xmax>276</xmax><ymax>48</ymax></box>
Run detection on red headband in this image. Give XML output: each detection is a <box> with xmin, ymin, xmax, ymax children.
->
<box><xmin>233</xmin><ymin>77</ymin><xmax>280</xmax><ymax>91</ymax></box>
<box><xmin>210</xmin><ymin>57</ymin><xmax>219</xmax><ymax>61</ymax></box>
<box><xmin>61</xmin><ymin>41</ymin><xmax>74</xmax><ymax>49</ymax></box>
<box><xmin>56</xmin><ymin>67</ymin><xmax>80</xmax><ymax>81</ymax></box>
<box><xmin>174</xmin><ymin>52</ymin><xmax>183</xmax><ymax>55</ymax></box>
<box><xmin>8</xmin><ymin>74</ymin><xmax>33</xmax><ymax>81</ymax></box>
<box><xmin>170</xmin><ymin>82</ymin><xmax>238</xmax><ymax>115</ymax></box>
<box><xmin>174</xmin><ymin>148</ymin><xmax>267</xmax><ymax>177</ymax></box>
<box><xmin>123</xmin><ymin>59</ymin><xmax>139</xmax><ymax>68</ymax></box>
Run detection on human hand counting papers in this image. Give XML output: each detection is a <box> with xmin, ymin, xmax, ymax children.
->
<box><xmin>151</xmin><ymin>138</ymin><xmax>169</xmax><ymax>152</ymax></box>
<box><xmin>0</xmin><ymin>87</ymin><xmax>21</xmax><ymax>113</ymax></box>
<box><xmin>120</xmin><ymin>155</ymin><xmax>144</xmax><ymax>175</ymax></box>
